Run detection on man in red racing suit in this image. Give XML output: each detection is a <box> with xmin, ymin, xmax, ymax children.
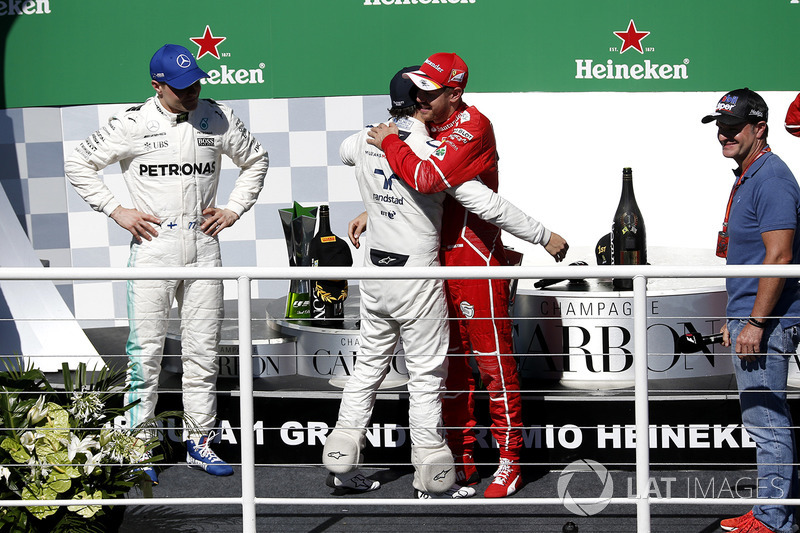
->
<box><xmin>368</xmin><ymin>52</ymin><xmax>568</xmax><ymax>498</ymax></box>
<box><xmin>785</xmin><ymin>91</ymin><xmax>800</xmax><ymax>137</ymax></box>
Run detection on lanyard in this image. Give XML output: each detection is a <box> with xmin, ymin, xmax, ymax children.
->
<box><xmin>720</xmin><ymin>147</ymin><xmax>771</xmax><ymax>232</ymax></box>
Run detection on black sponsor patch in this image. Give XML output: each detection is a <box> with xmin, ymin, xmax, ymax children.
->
<box><xmin>370</xmin><ymin>249</ymin><xmax>408</xmax><ymax>267</ymax></box>
<box><xmin>197</xmin><ymin>137</ymin><xmax>215</xmax><ymax>147</ymax></box>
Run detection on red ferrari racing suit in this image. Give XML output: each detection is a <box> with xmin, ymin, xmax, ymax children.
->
<box><xmin>381</xmin><ymin>101</ymin><xmax>522</xmax><ymax>462</ymax></box>
<box><xmin>785</xmin><ymin>92</ymin><xmax>800</xmax><ymax>137</ymax></box>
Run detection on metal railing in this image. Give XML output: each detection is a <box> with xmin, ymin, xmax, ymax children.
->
<box><xmin>3</xmin><ymin>263</ymin><xmax>800</xmax><ymax>533</ymax></box>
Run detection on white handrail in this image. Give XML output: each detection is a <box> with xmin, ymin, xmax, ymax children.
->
<box><xmin>3</xmin><ymin>263</ymin><xmax>799</xmax><ymax>533</ymax></box>
<box><xmin>0</xmin><ymin>263</ymin><xmax>799</xmax><ymax>281</ymax></box>
<box><xmin>237</xmin><ymin>277</ymin><xmax>257</xmax><ymax>531</ymax></box>
<box><xmin>633</xmin><ymin>275</ymin><xmax>650</xmax><ymax>532</ymax></box>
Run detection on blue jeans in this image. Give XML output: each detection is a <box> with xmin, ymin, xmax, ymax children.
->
<box><xmin>729</xmin><ymin>319</ymin><xmax>799</xmax><ymax>533</ymax></box>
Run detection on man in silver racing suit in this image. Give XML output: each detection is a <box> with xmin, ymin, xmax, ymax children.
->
<box><xmin>323</xmin><ymin>66</ymin><xmax>566</xmax><ymax>498</ymax></box>
<box><xmin>65</xmin><ymin>44</ymin><xmax>268</xmax><ymax>483</ymax></box>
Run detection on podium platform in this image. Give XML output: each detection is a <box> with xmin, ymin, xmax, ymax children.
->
<box><xmin>82</xmin><ymin>322</ymin><xmax>800</xmax><ymax>471</ymax></box>
<box><xmin>82</xmin><ymin>252</ymin><xmax>800</xmax><ymax>470</ymax></box>
<box><xmin>164</xmin><ymin>291</ymin><xmax>408</xmax><ymax>390</ymax></box>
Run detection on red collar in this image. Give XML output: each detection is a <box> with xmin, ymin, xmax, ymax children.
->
<box><xmin>429</xmin><ymin>102</ymin><xmax>469</xmax><ymax>134</ymax></box>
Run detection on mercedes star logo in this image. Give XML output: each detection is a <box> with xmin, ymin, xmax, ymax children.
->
<box><xmin>176</xmin><ymin>54</ymin><xmax>192</xmax><ymax>69</ymax></box>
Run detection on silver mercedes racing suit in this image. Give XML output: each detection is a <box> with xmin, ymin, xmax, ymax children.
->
<box><xmin>331</xmin><ymin>115</ymin><xmax>549</xmax><ymax>490</ymax></box>
<box><xmin>65</xmin><ymin>96</ymin><xmax>268</xmax><ymax>439</ymax></box>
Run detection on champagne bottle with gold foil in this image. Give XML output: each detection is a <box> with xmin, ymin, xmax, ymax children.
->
<box><xmin>308</xmin><ymin>205</ymin><xmax>353</xmax><ymax>327</ymax></box>
<box><xmin>611</xmin><ymin>167</ymin><xmax>647</xmax><ymax>291</ymax></box>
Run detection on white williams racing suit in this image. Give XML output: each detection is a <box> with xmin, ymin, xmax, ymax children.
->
<box><xmin>331</xmin><ymin>116</ymin><xmax>549</xmax><ymax>491</ymax></box>
<box><xmin>65</xmin><ymin>96</ymin><xmax>268</xmax><ymax>439</ymax></box>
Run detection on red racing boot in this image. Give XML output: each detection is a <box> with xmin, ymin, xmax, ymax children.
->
<box><xmin>455</xmin><ymin>451</ymin><xmax>480</xmax><ymax>486</ymax></box>
<box><xmin>483</xmin><ymin>458</ymin><xmax>522</xmax><ymax>498</ymax></box>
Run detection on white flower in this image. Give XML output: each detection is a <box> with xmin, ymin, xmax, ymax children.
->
<box><xmin>67</xmin><ymin>434</ymin><xmax>99</xmax><ymax>462</ymax></box>
<box><xmin>27</xmin><ymin>396</ymin><xmax>48</xmax><ymax>424</ymax></box>
<box><xmin>0</xmin><ymin>465</ymin><xmax>10</xmax><ymax>483</ymax></box>
<box><xmin>80</xmin><ymin>450</ymin><xmax>101</xmax><ymax>475</ymax></box>
<box><xmin>98</xmin><ymin>429</ymin><xmax>133</xmax><ymax>464</ymax></box>
<box><xmin>69</xmin><ymin>391</ymin><xmax>104</xmax><ymax>424</ymax></box>
<box><xmin>19</xmin><ymin>430</ymin><xmax>40</xmax><ymax>453</ymax></box>
<box><xmin>26</xmin><ymin>455</ymin><xmax>50</xmax><ymax>481</ymax></box>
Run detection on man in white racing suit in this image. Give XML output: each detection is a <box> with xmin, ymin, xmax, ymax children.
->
<box><xmin>323</xmin><ymin>66</ymin><xmax>566</xmax><ymax>498</ymax></box>
<box><xmin>65</xmin><ymin>44</ymin><xmax>268</xmax><ymax>483</ymax></box>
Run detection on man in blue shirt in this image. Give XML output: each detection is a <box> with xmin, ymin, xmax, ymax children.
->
<box><xmin>703</xmin><ymin>88</ymin><xmax>800</xmax><ymax>533</ymax></box>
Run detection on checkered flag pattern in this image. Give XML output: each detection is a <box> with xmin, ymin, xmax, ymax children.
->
<box><xmin>0</xmin><ymin>95</ymin><xmax>392</xmax><ymax>325</ymax></box>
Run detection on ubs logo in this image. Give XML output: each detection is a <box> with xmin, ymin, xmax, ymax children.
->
<box><xmin>143</xmin><ymin>140</ymin><xmax>169</xmax><ymax>151</ymax></box>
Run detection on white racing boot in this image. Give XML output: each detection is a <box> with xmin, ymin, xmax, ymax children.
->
<box><xmin>323</xmin><ymin>427</ymin><xmax>379</xmax><ymax>493</ymax></box>
<box><xmin>414</xmin><ymin>485</ymin><xmax>477</xmax><ymax>499</ymax></box>
<box><xmin>326</xmin><ymin>470</ymin><xmax>381</xmax><ymax>493</ymax></box>
<box><xmin>411</xmin><ymin>443</ymin><xmax>461</xmax><ymax>497</ymax></box>
<box><xmin>322</xmin><ymin>427</ymin><xmax>363</xmax><ymax>474</ymax></box>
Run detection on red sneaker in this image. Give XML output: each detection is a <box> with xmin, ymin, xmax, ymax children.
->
<box><xmin>735</xmin><ymin>512</ymin><xmax>777</xmax><ymax>533</ymax></box>
<box><xmin>720</xmin><ymin>511</ymin><xmax>753</xmax><ymax>532</ymax></box>
<box><xmin>455</xmin><ymin>452</ymin><xmax>480</xmax><ymax>486</ymax></box>
<box><xmin>483</xmin><ymin>458</ymin><xmax>521</xmax><ymax>498</ymax></box>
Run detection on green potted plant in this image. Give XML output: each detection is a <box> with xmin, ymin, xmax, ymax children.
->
<box><xmin>0</xmin><ymin>362</ymin><xmax>167</xmax><ymax>532</ymax></box>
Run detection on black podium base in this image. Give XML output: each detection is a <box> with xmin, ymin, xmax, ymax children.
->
<box><xmin>146</xmin><ymin>386</ymin><xmax>771</xmax><ymax>471</ymax></box>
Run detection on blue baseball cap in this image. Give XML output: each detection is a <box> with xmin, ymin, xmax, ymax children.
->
<box><xmin>149</xmin><ymin>44</ymin><xmax>208</xmax><ymax>89</ymax></box>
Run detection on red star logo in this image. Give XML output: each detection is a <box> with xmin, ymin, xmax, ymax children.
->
<box><xmin>190</xmin><ymin>25</ymin><xmax>226</xmax><ymax>59</ymax></box>
<box><xmin>613</xmin><ymin>19</ymin><xmax>650</xmax><ymax>54</ymax></box>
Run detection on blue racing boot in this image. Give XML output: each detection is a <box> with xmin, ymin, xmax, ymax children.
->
<box><xmin>186</xmin><ymin>433</ymin><xmax>234</xmax><ymax>476</ymax></box>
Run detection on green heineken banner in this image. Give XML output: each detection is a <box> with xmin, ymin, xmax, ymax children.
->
<box><xmin>2</xmin><ymin>0</ymin><xmax>800</xmax><ymax>108</ymax></box>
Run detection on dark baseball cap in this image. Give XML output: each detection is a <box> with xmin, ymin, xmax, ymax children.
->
<box><xmin>150</xmin><ymin>44</ymin><xmax>209</xmax><ymax>89</ymax></box>
<box><xmin>390</xmin><ymin>66</ymin><xmax>420</xmax><ymax>110</ymax></box>
<box><xmin>701</xmin><ymin>88</ymin><xmax>768</xmax><ymax>125</ymax></box>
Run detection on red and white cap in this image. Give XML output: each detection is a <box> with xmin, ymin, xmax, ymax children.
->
<box><xmin>404</xmin><ymin>52</ymin><xmax>469</xmax><ymax>91</ymax></box>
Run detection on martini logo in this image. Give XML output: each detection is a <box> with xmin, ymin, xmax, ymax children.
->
<box><xmin>575</xmin><ymin>19</ymin><xmax>689</xmax><ymax>81</ymax></box>
<box><xmin>189</xmin><ymin>25</ymin><xmax>265</xmax><ymax>86</ymax></box>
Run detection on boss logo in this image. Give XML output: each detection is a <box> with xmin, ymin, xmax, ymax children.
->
<box><xmin>197</xmin><ymin>137</ymin><xmax>215</xmax><ymax>147</ymax></box>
